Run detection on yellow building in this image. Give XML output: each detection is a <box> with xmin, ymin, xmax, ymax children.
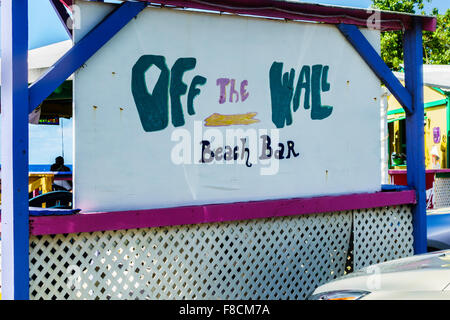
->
<box><xmin>387</xmin><ymin>85</ymin><xmax>449</xmax><ymax>170</ymax></box>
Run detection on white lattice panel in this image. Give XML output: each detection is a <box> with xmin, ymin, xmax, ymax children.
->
<box><xmin>434</xmin><ymin>177</ymin><xmax>450</xmax><ymax>209</ymax></box>
<box><xmin>29</xmin><ymin>212</ymin><xmax>354</xmax><ymax>300</ymax></box>
<box><xmin>0</xmin><ymin>243</ymin><xmax>2</xmax><ymax>296</ymax></box>
<box><xmin>353</xmin><ymin>205</ymin><xmax>414</xmax><ymax>270</ymax></box>
<box><xmin>0</xmin><ymin>205</ymin><xmax>414</xmax><ymax>299</ymax></box>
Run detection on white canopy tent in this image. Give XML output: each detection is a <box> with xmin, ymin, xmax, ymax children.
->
<box><xmin>0</xmin><ymin>40</ymin><xmax>73</xmax><ymax>123</ymax></box>
<box><xmin>394</xmin><ymin>65</ymin><xmax>450</xmax><ymax>90</ymax></box>
<box><xmin>0</xmin><ymin>40</ymin><xmax>72</xmax><ymax>85</ymax></box>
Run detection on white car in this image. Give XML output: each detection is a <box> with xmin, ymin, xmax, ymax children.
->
<box><xmin>309</xmin><ymin>250</ymin><xmax>450</xmax><ymax>300</ymax></box>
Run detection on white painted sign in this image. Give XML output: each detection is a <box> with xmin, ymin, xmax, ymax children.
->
<box><xmin>74</xmin><ymin>1</ymin><xmax>381</xmax><ymax>213</ymax></box>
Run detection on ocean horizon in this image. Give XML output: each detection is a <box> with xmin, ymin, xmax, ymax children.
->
<box><xmin>0</xmin><ymin>164</ymin><xmax>73</xmax><ymax>172</ymax></box>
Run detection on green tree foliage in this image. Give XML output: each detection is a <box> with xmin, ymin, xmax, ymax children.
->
<box><xmin>372</xmin><ymin>0</ymin><xmax>449</xmax><ymax>70</ymax></box>
<box><xmin>423</xmin><ymin>8</ymin><xmax>450</xmax><ymax>64</ymax></box>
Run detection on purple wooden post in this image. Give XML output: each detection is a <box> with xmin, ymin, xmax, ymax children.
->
<box><xmin>1</xmin><ymin>0</ymin><xmax>30</xmax><ymax>299</ymax></box>
<box><xmin>404</xmin><ymin>18</ymin><xmax>427</xmax><ymax>254</ymax></box>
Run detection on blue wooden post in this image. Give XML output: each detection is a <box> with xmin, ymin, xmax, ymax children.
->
<box><xmin>404</xmin><ymin>18</ymin><xmax>427</xmax><ymax>254</ymax></box>
<box><xmin>1</xmin><ymin>0</ymin><xmax>30</xmax><ymax>299</ymax></box>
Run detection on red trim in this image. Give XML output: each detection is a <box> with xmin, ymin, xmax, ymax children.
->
<box><xmin>389</xmin><ymin>169</ymin><xmax>450</xmax><ymax>174</ymax></box>
<box><xmin>60</xmin><ymin>0</ymin><xmax>73</xmax><ymax>11</ymax></box>
<box><xmin>128</xmin><ymin>0</ymin><xmax>436</xmax><ymax>31</ymax></box>
<box><xmin>28</xmin><ymin>191</ymin><xmax>416</xmax><ymax>236</ymax></box>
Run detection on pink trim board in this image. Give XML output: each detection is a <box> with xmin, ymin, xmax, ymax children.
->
<box><xmin>26</xmin><ymin>191</ymin><xmax>416</xmax><ymax>236</ymax></box>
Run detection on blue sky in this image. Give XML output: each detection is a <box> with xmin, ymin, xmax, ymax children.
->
<box><xmin>309</xmin><ymin>0</ymin><xmax>448</xmax><ymax>13</ymax></box>
<box><xmin>16</xmin><ymin>0</ymin><xmax>450</xmax><ymax>52</ymax></box>
<box><xmin>1</xmin><ymin>0</ymin><xmax>449</xmax><ymax>164</ymax></box>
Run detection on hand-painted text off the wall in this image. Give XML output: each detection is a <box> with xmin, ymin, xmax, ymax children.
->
<box><xmin>131</xmin><ymin>55</ymin><xmax>333</xmax><ymax>132</ymax></box>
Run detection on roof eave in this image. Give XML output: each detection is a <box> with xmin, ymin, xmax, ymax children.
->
<box><xmin>117</xmin><ymin>0</ymin><xmax>437</xmax><ymax>32</ymax></box>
